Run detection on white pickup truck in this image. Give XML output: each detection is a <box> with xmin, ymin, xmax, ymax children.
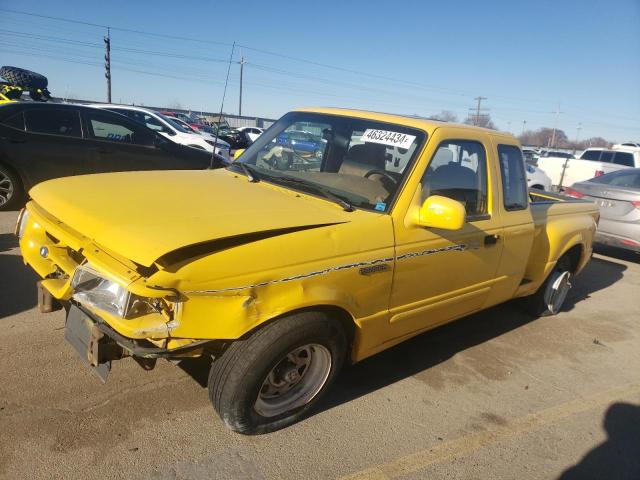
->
<box><xmin>538</xmin><ymin>147</ymin><xmax>640</xmax><ymax>189</ymax></box>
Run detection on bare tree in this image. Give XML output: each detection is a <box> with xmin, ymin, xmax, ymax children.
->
<box><xmin>463</xmin><ymin>114</ymin><xmax>498</xmax><ymax>130</ymax></box>
<box><xmin>429</xmin><ymin>110</ymin><xmax>458</xmax><ymax>122</ymax></box>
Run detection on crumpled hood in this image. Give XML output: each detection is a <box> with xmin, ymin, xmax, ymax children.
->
<box><xmin>29</xmin><ymin>169</ymin><xmax>350</xmax><ymax>266</ymax></box>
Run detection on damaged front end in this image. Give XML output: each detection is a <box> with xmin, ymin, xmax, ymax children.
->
<box><xmin>64</xmin><ymin>304</ymin><xmax>212</xmax><ymax>382</ymax></box>
<box><xmin>17</xmin><ymin>204</ymin><xmax>218</xmax><ymax>382</ymax></box>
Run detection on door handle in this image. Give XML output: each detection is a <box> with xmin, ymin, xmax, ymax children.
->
<box><xmin>484</xmin><ymin>234</ymin><xmax>500</xmax><ymax>246</ymax></box>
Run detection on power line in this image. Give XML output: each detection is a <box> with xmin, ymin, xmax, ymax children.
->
<box><xmin>0</xmin><ymin>8</ymin><xmax>232</xmax><ymax>47</ymax></box>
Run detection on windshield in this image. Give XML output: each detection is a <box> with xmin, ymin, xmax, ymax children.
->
<box><xmin>160</xmin><ymin>115</ymin><xmax>189</xmax><ymax>133</ymax></box>
<box><xmin>232</xmin><ymin>112</ymin><xmax>426</xmax><ymax>212</ymax></box>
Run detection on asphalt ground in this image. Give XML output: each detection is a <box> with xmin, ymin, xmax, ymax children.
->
<box><xmin>1</xmin><ymin>209</ymin><xmax>639</xmax><ymax>480</ymax></box>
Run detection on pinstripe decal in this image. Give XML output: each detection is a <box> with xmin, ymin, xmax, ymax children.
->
<box><xmin>185</xmin><ymin>243</ymin><xmax>468</xmax><ymax>295</ymax></box>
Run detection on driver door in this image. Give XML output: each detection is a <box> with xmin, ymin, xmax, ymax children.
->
<box><xmin>388</xmin><ymin>129</ymin><xmax>504</xmax><ymax>339</ymax></box>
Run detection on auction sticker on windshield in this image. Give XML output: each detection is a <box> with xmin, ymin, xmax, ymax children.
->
<box><xmin>361</xmin><ymin>129</ymin><xmax>416</xmax><ymax>149</ymax></box>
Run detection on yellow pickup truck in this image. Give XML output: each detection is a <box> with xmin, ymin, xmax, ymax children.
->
<box><xmin>17</xmin><ymin>108</ymin><xmax>598</xmax><ymax>434</ymax></box>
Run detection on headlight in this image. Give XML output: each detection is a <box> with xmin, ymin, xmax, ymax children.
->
<box><xmin>71</xmin><ymin>263</ymin><xmax>159</xmax><ymax>319</ymax></box>
<box><xmin>15</xmin><ymin>208</ymin><xmax>29</xmax><ymax>239</ymax></box>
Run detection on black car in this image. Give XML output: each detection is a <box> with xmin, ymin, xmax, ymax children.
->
<box><xmin>0</xmin><ymin>102</ymin><xmax>221</xmax><ymax>210</ymax></box>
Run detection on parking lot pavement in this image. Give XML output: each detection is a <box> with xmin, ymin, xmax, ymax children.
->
<box><xmin>1</xmin><ymin>209</ymin><xmax>639</xmax><ymax>480</ymax></box>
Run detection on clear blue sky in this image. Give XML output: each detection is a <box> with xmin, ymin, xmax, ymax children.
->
<box><xmin>0</xmin><ymin>0</ymin><xmax>638</xmax><ymax>142</ymax></box>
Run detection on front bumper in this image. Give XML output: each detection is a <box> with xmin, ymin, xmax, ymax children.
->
<box><xmin>65</xmin><ymin>303</ymin><xmax>213</xmax><ymax>382</ymax></box>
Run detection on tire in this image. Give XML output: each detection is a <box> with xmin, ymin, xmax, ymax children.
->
<box><xmin>0</xmin><ymin>66</ymin><xmax>48</xmax><ymax>90</ymax></box>
<box><xmin>524</xmin><ymin>255</ymin><xmax>573</xmax><ymax>317</ymax></box>
<box><xmin>208</xmin><ymin>311</ymin><xmax>347</xmax><ymax>434</ymax></box>
<box><xmin>0</xmin><ymin>163</ymin><xmax>24</xmax><ymax>211</ymax></box>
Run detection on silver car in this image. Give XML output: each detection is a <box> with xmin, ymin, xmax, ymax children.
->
<box><xmin>565</xmin><ymin>168</ymin><xmax>640</xmax><ymax>253</ymax></box>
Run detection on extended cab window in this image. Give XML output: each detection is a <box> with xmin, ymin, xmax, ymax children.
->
<box><xmin>420</xmin><ymin>140</ymin><xmax>488</xmax><ymax>217</ymax></box>
<box><xmin>25</xmin><ymin>109</ymin><xmax>81</xmax><ymax>137</ymax></box>
<box><xmin>85</xmin><ymin>112</ymin><xmax>154</xmax><ymax>146</ymax></box>
<box><xmin>497</xmin><ymin>145</ymin><xmax>528</xmax><ymax>211</ymax></box>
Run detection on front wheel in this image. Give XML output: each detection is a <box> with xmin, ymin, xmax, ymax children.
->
<box><xmin>208</xmin><ymin>311</ymin><xmax>347</xmax><ymax>434</ymax></box>
<box><xmin>524</xmin><ymin>256</ymin><xmax>573</xmax><ymax>317</ymax></box>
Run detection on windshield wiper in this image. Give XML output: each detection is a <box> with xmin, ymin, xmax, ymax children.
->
<box><xmin>238</xmin><ymin>163</ymin><xmax>260</xmax><ymax>182</ymax></box>
<box><xmin>269</xmin><ymin>174</ymin><xmax>355</xmax><ymax>212</ymax></box>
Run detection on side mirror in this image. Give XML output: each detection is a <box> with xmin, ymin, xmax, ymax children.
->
<box><xmin>416</xmin><ymin>195</ymin><xmax>465</xmax><ymax>230</ymax></box>
<box><xmin>233</xmin><ymin>148</ymin><xmax>245</xmax><ymax>161</ymax></box>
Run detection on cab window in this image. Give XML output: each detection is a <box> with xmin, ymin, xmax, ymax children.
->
<box><xmin>497</xmin><ymin>145</ymin><xmax>528</xmax><ymax>211</ymax></box>
<box><xmin>25</xmin><ymin>109</ymin><xmax>82</xmax><ymax>138</ymax></box>
<box><xmin>420</xmin><ymin>140</ymin><xmax>488</xmax><ymax>217</ymax></box>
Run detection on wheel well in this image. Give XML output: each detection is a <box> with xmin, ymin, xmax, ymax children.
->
<box><xmin>562</xmin><ymin>244</ymin><xmax>583</xmax><ymax>273</ymax></box>
<box><xmin>530</xmin><ymin>184</ymin><xmax>544</xmax><ymax>190</ymax></box>
<box><xmin>240</xmin><ymin>305</ymin><xmax>357</xmax><ymax>347</ymax></box>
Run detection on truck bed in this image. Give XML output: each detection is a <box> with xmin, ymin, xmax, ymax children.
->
<box><xmin>518</xmin><ymin>189</ymin><xmax>600</xmax><ymax>297</ymax></box>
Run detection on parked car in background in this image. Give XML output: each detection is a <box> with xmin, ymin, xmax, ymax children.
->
<box><xmin>522</xmin><ymin>148</ymin><xmax>540</xmax><ymax>166</ymax></box>
<box><xmin>92</xmin><ymin>105</ymin><xmax>230</xmax><ymax>160</ymax></box>
<box><xmin>164</xmin><ymin>116</ymin><xmax>232</xmax><ymax>153</ymax></box>
<box><xmin>613</xmin><ymin>142</ymin><xmax>640</xmax><ymax>149</ymax></box>
<box><xmin>276</xmin><ymin>130</ymin><xmax>324</xmax><ymax>156</ymax></box>
<box><xmin>237</xmin><ymin>126</ymin><xmax>264</xmax><ymax>142</ymax></box>
<box><xmin>537</xmin><ymin>148</ymin><xmax>640</xmax><ymax>189</ymax></box>
<box><xmin>526</xmin><ymin>163</ymin><xmax>552</xmax><ymax>190</ymax></box>
<box><xmin>213</xmin><ymin>125</ymin><xmax>251</xmax><ymax>150</ymax></box>
<box><xmin>160</xmin><ymin>111</ymin><xmax>208</xmax><ymax>132</ymax></box>
<box><xmin>564</xmin><ymin>169</ymin><xmax>640</xmax><ymax>253</ymax></box>
<box><xmin>0</xmin><ymin>102</ymin><xmax>218</xmax><ymax>210</ymax></box>
<box><xmin>539</xmin><ymin>150</ymin><xmax>573</xmax><ymax>159</ymax></box>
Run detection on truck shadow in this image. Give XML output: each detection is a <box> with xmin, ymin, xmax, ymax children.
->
<box><xmin>0</xmin><ymin>233</ymin><xmax>18</xmax><ymax>253</ymax></box>
<box><xmin>557</xmin><ymin>402</ymin><xmax>640</xmax><ymax>479</ymax></box>
<box><xmin>0</xmin><ymin>253</ymin><xmax>38</xmax><ymax>319</ymax></box>
<box><xmin>563</xmin><ymin>255</ymin><xmax>628</xmax><ymax>311</ymax></box>
<box><xmin>594</xmin><ymin>244</ymin><xmax>640</xmax><ymax>264</ymax></box>
<box><xmin>319</xmin><ymin>254</ymin><xmax>626</xmax><ymax>414</ymax></box>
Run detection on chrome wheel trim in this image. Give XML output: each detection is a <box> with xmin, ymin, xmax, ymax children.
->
<box><xmin>0</xmin><ymin>170</ymin><xmax>14</xmax><ymax>207</ymax></box>
<box><xmin>254</xmin><ymin>344</ymin><xmax>332</xmax><ymax>418</ymax></box>
<box><xmin>544</xmin><ymin>270</ymin><xmax>572</xmax><ymax>314</ymax></box>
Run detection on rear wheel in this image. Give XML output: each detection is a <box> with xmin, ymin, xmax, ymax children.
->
<box><xmin>208</xmin><ymin>311</ymin><xmax>347</xmax><ymax>434</ymax></box>
<box><xmin>524</xmin><ymin>255</ymin><xmax>573</xmax><ymax>316</ymax></box>
<box><xmin>0</xmin><ymin>163</ymin><xmax>23</xmax><ymax>211</ymax></box>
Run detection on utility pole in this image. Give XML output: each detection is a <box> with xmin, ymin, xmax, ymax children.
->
<box><xmin>238</xmin><ymin>54</ymin><xmax>245</xmax><ymax>116</ymax></box>
<box><xmin>573</xmin><ymin>122</ymin><xmax>583</xmax><ymax>155</ymax></box>
<box><xmin>550</xmin><ymin>102</ymin><xmax>563</xmax><ymax>149</ymax></box>
<box><xmin>522</xmin><ymin>120</ymin><xmax>527</xmax><ymax>136</ymax></box>
<box><xmin>104</xmin><ymin>27</ymin><xmax>111</xmax><ymax>103</ymax></box>
<box><xmin>471</xmin><ymin>96</ymin><xmax>487</xmax><ymax>126</ymax></box>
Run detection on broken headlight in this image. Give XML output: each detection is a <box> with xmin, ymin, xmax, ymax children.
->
<box><xmin>71</xmin><ymin>263</ymin><xmax>160</xmax><ymax>319</ymax></box>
